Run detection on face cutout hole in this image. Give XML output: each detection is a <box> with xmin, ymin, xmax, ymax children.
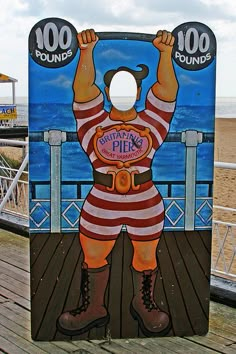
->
<box><xmin>109</xmin><ymin>71</ymin><xmax>137</xmax><ymax>111</ymax></box>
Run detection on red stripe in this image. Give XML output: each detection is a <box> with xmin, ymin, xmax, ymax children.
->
<box><xmin>77</xmin><ymin>111</ymin><xmax>108</xmax><ymax>143</ymax></box>
<box><xmin>73</xmin><ymin>101</ymin><xmax>104</xmax><ymax>119</ymax></box>
<box><xmin>146</xmin><ymin>99</ymin><xmax>174</xmax><ymax>123</ymax></box>
<box><xmin>81</xmin><ymin>209</ymin><xmax>165</xmax><ymax>227</ymax></box>
<box><xmin>131</xmin><ymin>122</ymin><xmax>159</xmax><ymax>150</ymax></box>
<box><xmin>139</xmin><ymin>111</ymin><xmax>168</xmax><ymax>144</ymax></box>
<box><xmin>79</xmin><ymin>225</ymin><xmax>119</xmax><ymax>240</ymax></box>
<box><xmin>128</xmin><ymin>230</ymin><xmax>162</xmax><ymax>241</ymax></box>
<box><xmin>92</xmin><ymin>159</ymin><xmax>106</xmax><ymax>169</ymax></box>
<box><xmin>87</xmin><ymin>138</ymin><xmax>95</xmax><ymax>157</ymax></box>
<box><xmin>79</xmin><ymin>224</ymin><xmax>162</xmax><ymax>241</ymax></box>
<box><xmin>134</xmin><ymin>158</ymin><xmax>152</xmax><ymax>168</ymax></box>
<box><xmin>87</xmin><ymin>191</ymin><xmax>162</xmax><ymax>211</ymax></box>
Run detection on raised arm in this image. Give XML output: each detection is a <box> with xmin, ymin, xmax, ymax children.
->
<box><xmin>73</xmin><ymin>29</ymin><xmax>101</xmax><ymax>103</ymax></box>
<box><xmin>152</xmin><ymin>30</ymin><xmax>178</xmax><ymax>102</ymax></box>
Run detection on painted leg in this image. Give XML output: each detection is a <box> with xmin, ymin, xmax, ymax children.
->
<box><xmin>57</xmin><ymin>233</ymin><xmax>115</xmax><ymax>336</ymax></box>
<box><xmin>130</xmin><ymin>239</ymin><xmax>170</xmax><ymax>336</ymax></box>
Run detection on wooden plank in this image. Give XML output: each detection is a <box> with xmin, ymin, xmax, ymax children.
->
<box><xmin>209</xmin><ymin>301</ymin><xmax>236</xmax><ymax>341</ymax></box>
<box><xmin>31</xmin><ymin>233</ymin><xmax>75</xmax><ymax>340</ymax></box>
<box><xmin>166</xmin><ymin>336</ymin><xmax>219</xmax><ymax>353</ymax></box>
<box><xmin>0</xmin><ymin>314</ymin><xmax>68</xmax><ymax>354</ymax></box>
<box><xmin>186</xmin><ymin>335</ymin><xmax>236</xmax><ymax>354</ymax></box>
<box><xmin>0</xmin><ymin>245</ymin><xmax>28</xmax><ymax>260</ymax></box>
<box><xmin>107</xmin><ymin>338</ymin><xmax>154</xmax><ymax>353</ymax></box>
<box><xmin>0</xmin><ymin>335</ymin><xmax>28</xmax><ymax>354</ymax></box>
<box><xmin>199</xmin><ymin>230</ymin><xmax>212</xmax><ymax>253</ymax></box>
<box><xmin>0</xmin><ymin>295</ymin><xmax>8</xmax><ymax>303</ymax></box>
<box><xmin>30</xmin><ymin>233</ymin><xmax>64</xmax><ymax>296</ymax></box>
<box><xmin>205</xmin><ymin>332</ymin><xmax>234</xmax><ymax>346</ymax></box>
<box><xmin>30</xmin><ymin>232</ymin><xmax>51</xmax><ymax>266</ymax></box>
<box><xmin>0</xmin><ymin>274</ymin><xmax>30</xmax><ymax>298</ymax></box>
<box><xmin>71</xmin><ymin>339</ymin><xmax>114</xmax><ymax>354</ymax></box>
<box><xmin>0</xmin><ymin>229</ymin><xmax>28</xmax><ymax>250</ymax></box>
<box><xmin>37</xmin><ymin>234</ymin><xmax>79</xmax><ymax>340</ymax></box>
<box><xmin>0</xmin><ymin>321</ymin><xmax>48</xmax><ymax>354</ymax></box>
<box><xmin>174</xmin><ymin>231</ymin><xmax>210</xmax><ymax>319</ymax></box>
<box><xmin>3</xmin><ymin>301</ymin><xmax>31</xmax><ymax>321</ymax></box>
<box><xmin>55</xmin><ymin>238</ymin><xmax>83</xmax><ymax>341</ymax></box>
<box><xmin>121</xmin><ymin>233</ymin><xmax>139</xmax><ymax>338</ymax></box>
<box><xmin>0</xmin><ymin>303</ymin><xmax>30</xmax><ymax>331</ymax></box>
<box><xmin>164</xmin><ymin>231</ymin><xmax>208</xmax><ymax>334</ymax></box>
<box><xmin>157</xmin><ymin>232</ymin><xmax>194</xmax><ymax>336</ymax></box>
<box><xmin>0</xmin><ymin>286</ymin><xmax>30</xmax><ymax>310</ymax></box>
<box><xmin>0</xmin><ymin>260</ymin><xmax>30</xmax><ymax>284</ymax></box>
<box><xmin>186</xmin><ymin>231</ymin><xmax>211</xmax><ymax>280</ymax></box>
<box><xmin>100</xmin><ymin>341</ymin><xmax>133</xmax><ymax>353</ymax></box>
<box><xmin>0</xmin><ymin>253</ymin><xmax>29</xmax><ymax>272</ymax></box>
<box><xmin>0</xmin><ymin>260</ymin><xmax>30</xmax><ymax>285</ymax></box>
<box><xmin>52</xmin><ymin>341</ymin><xmax>83</xmax><ymax>353</ymax></box>
<box><xmin>106</xmin><ymin>232</ymin><xmax>124</xmax><ymax>339</ymax></box>
<box><xmin>128</xmin><ymin>337</ymin><xmax>199</xmax><ymax>353</ymax></box>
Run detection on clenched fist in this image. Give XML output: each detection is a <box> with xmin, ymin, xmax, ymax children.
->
<box><xmin>153</xmin><ymin>30</ymin><xmax>175</xmax><ymax>54</ymax></box>
<box><xmin>77</xmin><ymin>29</ymin><xmax>99</xmax><ymax>50</ymax></box>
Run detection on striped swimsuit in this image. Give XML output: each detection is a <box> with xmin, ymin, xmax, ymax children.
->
<box><xmin>73</xmin><ymin>89</ymin><xmax>175</xmax><ymax>241</ymax></box>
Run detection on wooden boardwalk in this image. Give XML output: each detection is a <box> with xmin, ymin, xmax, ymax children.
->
<box><xmin>0</xmin><ymin>228</ymin><xmax>236</xmax><ymax>353</ymax></box>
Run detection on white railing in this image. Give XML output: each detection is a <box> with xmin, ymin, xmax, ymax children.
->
<box><xmin>212</xmin><ymin>161</ymin><xmax>236</xmax><ymax>280</ymax></box>
<box><xmin>0</xmin><ymin>139</ymin><xmax>28</xmax><ymax>221</ymax></box>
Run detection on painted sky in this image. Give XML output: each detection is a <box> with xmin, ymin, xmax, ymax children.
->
<box><xmin>0</xmin><ymin>0</ymin><xmax>236</xmax><ymax>98</ymax></box>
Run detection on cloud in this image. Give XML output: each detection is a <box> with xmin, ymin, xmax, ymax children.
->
<box><xmin>99</xmin><ymin>49</ymin><xmax>131</xmax><ymax>61</ymax></box>
<box><xmin>178</xmin><ymin>74</ymin><xmax>200</xmax><ymax>86</ymax></box>
<box><xmin>46</xmin><ymin>74</ymin><xmax>72</xmax><ymax>88</ymax></box>
<box><xmin>1</xmin><ymin>0</ymin><xmax>236</xmax><ymax>97</ymax></box>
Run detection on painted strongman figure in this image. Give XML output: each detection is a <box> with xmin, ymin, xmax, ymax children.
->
<box><xmin>57</xmin><ymin>29</ymin><xmax>178</xmax><ymax>337</ymax></box>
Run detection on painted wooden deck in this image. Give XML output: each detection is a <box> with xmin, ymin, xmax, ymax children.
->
<box><xmin>0</xmin><ymin>228</ymin><xmax>236</xmax><ymax>353</ymax></box>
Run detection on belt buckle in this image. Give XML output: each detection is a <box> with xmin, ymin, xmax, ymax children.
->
<box><xmin>106</xmin><ymin>170</ymin><xmax>140</xmax><ymax>194</ymax></box>
<box><xmin>131</xmin><ymin>170</ymin><xmax>140</xmax><ymax>191</ymax></box>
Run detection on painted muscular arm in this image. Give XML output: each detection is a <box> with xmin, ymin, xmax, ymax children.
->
<box><xmin>152</xmin><ymin>30</ymin><xmax>178</xmax><ymax>102</ymax></box>
<box><xmin>73</xmin><ymin>29</ymin><xmax>100</xmax><ymax>103</ymax></box>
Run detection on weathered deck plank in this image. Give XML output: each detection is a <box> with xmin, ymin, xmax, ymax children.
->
<box><xmin>0</xmin><ymin>229</ymin><xmax>236</xmax><ymax>354</ymax></box>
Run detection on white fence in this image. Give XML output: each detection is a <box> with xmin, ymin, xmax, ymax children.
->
<box><xmin>212</xmin><ymin>161</ymin><xmax>236</xmax><ymax>280</ymax></box>
<box><xmin>0</xmin><ymin>139</ymin><xmax>28</xmax><ymax>224</ymax></box>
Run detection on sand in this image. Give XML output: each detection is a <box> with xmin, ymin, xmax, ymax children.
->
<box><xmin>212</xmin><ymin>118</ymin><xmax>236</xmax><ymax>278</ymax></box>
<box><xmin>213</xmin><ymin>118</ymin><xmax>236</xmax><ymax>220</ymax></box>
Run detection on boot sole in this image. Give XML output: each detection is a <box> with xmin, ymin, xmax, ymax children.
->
<box><xmin>130</xmin><ymin>303</ymin><xmax>171</xmax><ymax>337</ymax></box>
<box><xmin>56</xmin><ymin>314</ymin><xmax>110</xmax><ymax>337</ymax></box>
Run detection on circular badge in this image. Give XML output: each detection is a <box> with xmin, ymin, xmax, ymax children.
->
<box><xmin>29</xmin><ymin>17</ymin><xmax>78</xmax><ymax>68</ymax></box>
<box><xmin>172</xmin><ymin>22</ymin><xmax>216</xmax><ymax>71</ymax></box>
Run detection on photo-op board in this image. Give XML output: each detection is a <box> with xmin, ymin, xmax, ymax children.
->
<box><xmin>29</xmin><ymin>18</ymin><xmax>216</xmax><ymax>340</ymax></box>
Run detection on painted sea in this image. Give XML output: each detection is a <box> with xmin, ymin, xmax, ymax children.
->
<box><xmin>13</xmin><ymin>97</ymin><xmax>234</xmax><ymax>200</ymax></box>
<box><xmin>21</xmin><ymin>96</ymin><xmax>235</xmax><ymax>231</ymax></box>
<box><xmin>24</xmin><ymin>97</ymin><xmax>236</xmax><ymax>193</ymax></box>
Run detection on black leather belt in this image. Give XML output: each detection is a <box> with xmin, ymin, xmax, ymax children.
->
<box><xmin>93</xmin><ymin>169</ymin><xmax>152</xmax><ymax>188</ymax></box>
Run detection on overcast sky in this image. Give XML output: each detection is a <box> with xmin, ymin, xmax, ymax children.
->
<box><xmin>0</xmin><ymin>0</ymin><xmax>236</xmax><ymax>98</ymax></box>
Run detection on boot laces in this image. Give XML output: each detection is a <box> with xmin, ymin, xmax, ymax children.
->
<box><xmin>70</xmin><ymin>270</ymin><xmax>90</xmax><ymax>316</ymax></box>
<box><xmin>141</xmin><ymin>273</ymin><xmax>158</xmax><ymax>312</ymax></box>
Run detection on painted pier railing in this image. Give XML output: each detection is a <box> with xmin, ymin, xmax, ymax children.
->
<box><xmin>29</xmin><ymin>129</ymin><xmax>214</xmax><ymax>233</ymax></box>
<box><xmin>1</xmin><ymin>130</ymin><xmax>236</xmax><ymax>280</ymax></box>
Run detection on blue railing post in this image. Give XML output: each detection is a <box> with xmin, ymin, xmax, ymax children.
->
<box><xmin>44</xmin><ymin>130</ymin><xmax>66</xmax><ymax>233</ymax></box>
<box><xmin>181</xmin><ymin>130</ymin><xmax>203</xmax><ymax>231</ymax></box>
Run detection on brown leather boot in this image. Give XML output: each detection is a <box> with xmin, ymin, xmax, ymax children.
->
<box><xmin>57</xmin><ymin>262</ymin><xmax>110</xmax><ymax>336</ymax></box>
<box><xmin>130</xmin><ymin>266</ymin><xmax>170</xmax><ymax>337</ymax></box>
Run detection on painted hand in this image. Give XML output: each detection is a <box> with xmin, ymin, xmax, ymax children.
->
<box><xmin>77</xmin><ymin>29</ymin><xmax>99</xmax><ymax>50</ymax></box>
<box><xmin>153</xmin><ymin>30</ymin><xmax>175</xmax><ymax>54</ymax></box>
